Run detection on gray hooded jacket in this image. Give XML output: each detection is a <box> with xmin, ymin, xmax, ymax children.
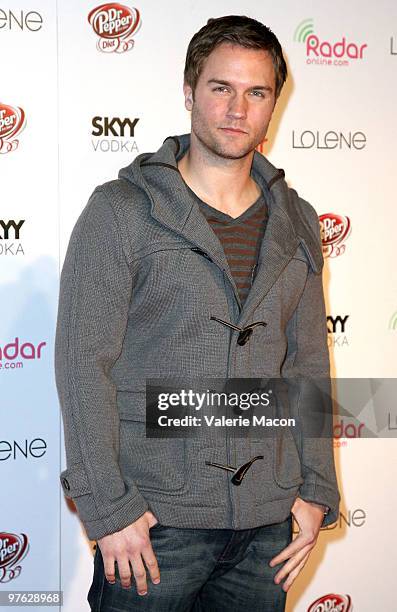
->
<box><xmin>55</xmin><ymin>133</ymin><xmax>340</xmax><ymax>541</ymax></box>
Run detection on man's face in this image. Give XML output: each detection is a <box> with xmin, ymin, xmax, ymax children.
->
<box><xmin>184</xmin><ymin>42</ymin><xmax>277</xmax><ymax>160</ymax></box>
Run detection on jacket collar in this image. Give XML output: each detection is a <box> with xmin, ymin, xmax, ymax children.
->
<box><xmin>119</xmin><ymin>133</ymin><xmax>323</xmax><ymax>324</ymax></box>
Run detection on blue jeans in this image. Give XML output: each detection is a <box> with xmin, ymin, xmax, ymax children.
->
<box><xmin>88</xmin><ymin>515</ymin><xmax>293</xmax><ymax>611</ymax></box>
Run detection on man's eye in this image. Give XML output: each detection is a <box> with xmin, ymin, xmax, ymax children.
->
<box><xmin>213</xmin><ymin>87</ymin><xmax>264</xmax><ymax>97</ymax></box>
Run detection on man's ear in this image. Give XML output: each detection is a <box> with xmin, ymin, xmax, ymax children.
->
<box><xmin>183</xmin><ymin>83</ymin><xmax>194</xmax><ymax>111</ymax></box>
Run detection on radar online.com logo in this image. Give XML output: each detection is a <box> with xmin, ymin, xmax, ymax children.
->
<box><xmin>294</xmin><ymin>18</ymin><xmax>367</xmax><ymax>67</ymax></box>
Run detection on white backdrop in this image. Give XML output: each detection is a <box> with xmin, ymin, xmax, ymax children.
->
<box><xmin>1</xmin><ymin>1</ymin><xmax>397</xmax><ymax>610</ymax></box>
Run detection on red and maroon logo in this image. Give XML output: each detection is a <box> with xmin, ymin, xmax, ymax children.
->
<box><xmin>0</xmin><ymin>533</ymin><xmax>29</xmax><ymax>583</ymax></box>
<box><xmin>88</xmin><ymin>3</ymin><xmax>141</xmax><ymax>53</ymax></box>
<box><xmin>308</xmin><ymin>594</ymin><xmax>352</xmax><ymax>611</ymax></box>
<box><xmin>0</xmin><ymin>103</ymin><xmax>26</xmax><ymax>154</ymax></box>
<box><xmin>319</xmin><ymin>213</ymin><xmax>351</xmax><ymax>258</ymax></box>
<box><xmin>295</xmin><ymin>19</ymin><xmax>367</xmax><ymax>67</ymax></box>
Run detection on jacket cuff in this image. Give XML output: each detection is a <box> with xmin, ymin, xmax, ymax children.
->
<box><xmin>60</xmin><ymin>464</ymin><xmax>149</xmax><ymax>540</ymax></box>
<box><xmin>297</xmin><ymin>482</ymin><xmax>340</xmax><ymax>528</ymax></box>
<box><xmin>80</xmin><ymin>493</ymin><xmax>150</xmax><ymax>541</ymax></box>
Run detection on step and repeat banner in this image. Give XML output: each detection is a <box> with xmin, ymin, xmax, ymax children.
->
<box><xmin>1</xmin><ymin>1</ymin><xmax>396</xmax><ymax>610</ymax></box>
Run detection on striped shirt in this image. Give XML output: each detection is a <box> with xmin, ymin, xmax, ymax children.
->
<box><xmin>186</xmin><ymin>184</ymin><xmax>269</xmax><ymax>306</ymax></box>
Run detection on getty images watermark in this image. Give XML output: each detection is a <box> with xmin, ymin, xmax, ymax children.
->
<box><xmin>144</xmin><ymin>377</ymin><xmax>334</xmax><ymax>439</ymax></box>
<box><xmin>143</xmin><ymin>377</ymin><xmax>397</xmax><ymax>440</ymax></box>
<box><xmin>155</xmin><ymin>386</ymin><xmax>295</xmax><ymax>430</ymax></box>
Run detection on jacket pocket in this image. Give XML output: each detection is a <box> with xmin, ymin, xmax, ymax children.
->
<box><xmin>117</xmin><ymin>390</ymin><xmax>147</xmax><ymax>421</ymax></box>
<box><xmin>117</xmin><ymin>391</ymin><xmax>186</xmax><ymax>494</ymax></box>
<box><xmin>273</xmin><ymin>430</ymin><xmax>304</xmax><ymax>488</ymax></box>
<box><xmin>119</xmin><ymin>421</ymin><xmax>186</xmax><ymax>494</ymax></box>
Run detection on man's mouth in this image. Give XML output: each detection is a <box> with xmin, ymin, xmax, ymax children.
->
<box><xmin>219</xmin><ymin>127</ymin><xmax>247</xmax><ymax>135</ymax></box>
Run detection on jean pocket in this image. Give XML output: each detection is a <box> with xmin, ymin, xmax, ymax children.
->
<box><xmin>149</xmin><ymin>521</ymin><xmax>163</xmax><ymax>532</ymax></box>
<box><xmin>87</xmin><ymin>546</ymin><xmax>105</xmax><ymax>611</ymax></box>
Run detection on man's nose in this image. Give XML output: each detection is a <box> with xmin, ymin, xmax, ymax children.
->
<box><xmin>226</xmin><ymin>94</ymin><xmax>248</xmax><ymax>119</ymax></box>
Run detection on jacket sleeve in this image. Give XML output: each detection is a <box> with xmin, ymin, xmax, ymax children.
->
<box><xmin>54</xmin><ymin>187</ymin><xmax>149</xmax><ymax>541</ymax></box>
<box><xmin>282</xmin><ymin>202</ymin><xmax>341</xmax><ymax>528</ymax></box>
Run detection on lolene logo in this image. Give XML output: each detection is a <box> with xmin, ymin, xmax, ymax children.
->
<box><xmin>308</xmin><ymin>593</ymin><xmax>352</xmax><ymax>611</ymax></box>
<box><xmin>0</xmin><ymin>103</ymin><xmax>26</xmax><ymax>154</ymax></box>
<box><xmin>294</xmin><ymin>18</ymin><xmax>367</xmax><ymax>66</ymax></box>
<box><xmin>88</xmin><ymin>3</ymin><xmax>141</xmax><ymax>53</ymax></box>
<box><xmin>0</xmin><ymin>437</ymin><xmax>47</xmax><ymax>462</ymax></box>
<box><xmin>0</xmin><ymin>533</ymin><xmax>29</xmax><ymax>583</ymax></box>
<box><xmin>292</xmin><ymin>130</ymin><xmax>366</xmax><ymax>150</ymax></box>
<box><xmin>321</xmin><ymin>507</ymin><xmax>366</xmax><ymax>530</ymax></box>
<box><xmin>319</xmin><ymin>213</ymin><xmax>351</xmax><ymax>258</ymax></box>
<box><xmin>0</xmin><ymin>9</ymin><xmax>43</xmax><ymax>31</ymax></box>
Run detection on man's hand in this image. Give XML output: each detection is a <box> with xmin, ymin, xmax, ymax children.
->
<box><xmin>268</xmin><ymin>497</ymin><xmax>325</xmax><ymax>592</ymax></box>
<box><xmin>97</xmin><ymin>510</ymin><xmax>160</xmax><ymax>596</ymax></box>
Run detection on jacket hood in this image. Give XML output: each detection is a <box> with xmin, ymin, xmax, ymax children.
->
<box><xmin>119</xmin><ymin>132</ymin><xmax>284</xmax><ymax>192</ymax></box>
<box><xmin>118</xmin><ymin>133</ymin><xmax>323</xmax><ymax>274</ymax></box>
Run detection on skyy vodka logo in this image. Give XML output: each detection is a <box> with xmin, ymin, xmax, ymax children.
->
<box><xmin>294</xmin><ymin>18</ymin><xmax>367</xmax><ymax>66</ymax></box>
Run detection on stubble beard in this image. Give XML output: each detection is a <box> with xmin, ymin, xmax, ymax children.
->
<box><xmin>191</xmin><ymin>104</ymin><xmax>264</xmax><ymax>161</ymax></box>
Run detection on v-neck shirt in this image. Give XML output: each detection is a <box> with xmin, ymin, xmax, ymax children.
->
<box><xmin>185</xmin><ymin>183</ymin><xmax>269</xmax><ymax>306</ymax></box>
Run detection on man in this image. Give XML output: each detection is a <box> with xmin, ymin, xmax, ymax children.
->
<box><xmin>55</xmin><ymin>15</ymin><xmax>340</xmax><ymax>612</ymax></box>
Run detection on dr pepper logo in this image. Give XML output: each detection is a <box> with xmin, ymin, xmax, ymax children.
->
<box><xmin>0</xmin><ymin>533</ymin><xmax>29</xmax><ymax>583</ymax></box>
<box><xmin>319</xmin><ymin>213</ymin><xmax>351</xmax><ymax>258</ymax></box>
<box><xmin>88</xmin><ymin>3</ymin><xmax>141</xmax><ymax>53</ymax></box>
<box><xmin>308</xmin><ymin>593</ymin><xmax>352</xmax><ymax>611</ymax></box>
<box><xmin>0</xmin><ymin>103</ymin><xmax>26</xmax><ymax>154</ymax></box>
